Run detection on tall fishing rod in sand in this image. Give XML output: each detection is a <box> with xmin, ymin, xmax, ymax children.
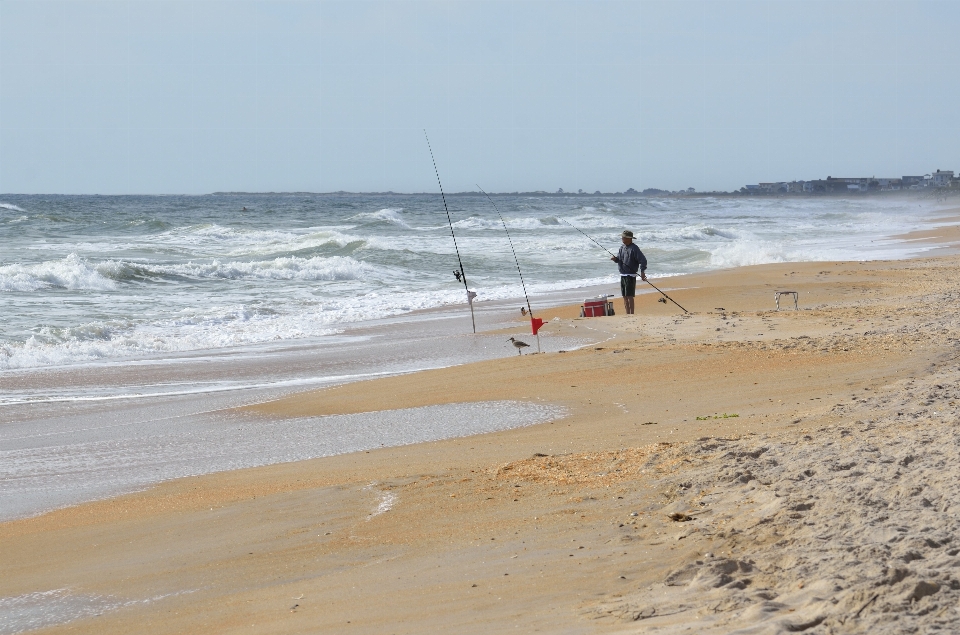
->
<box><xmin>477</xmin><ymin>185</ymin><xmax>544</xmax><ymax>353</ymax></box>
<box><xmin>425</xmin><ymin>131</ymin><xmax>476</xmax><ymax>333</ymax></box>
<box><xmin>558</xmin><ymin>218</ymin><xmax>690</xmax><ymax>314</ymax></box>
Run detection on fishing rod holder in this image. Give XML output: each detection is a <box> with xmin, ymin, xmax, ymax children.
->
<box><xmin>775</xmin><ymin>290</ymin><xmax>799</xmax><ymax>311</ymax></box>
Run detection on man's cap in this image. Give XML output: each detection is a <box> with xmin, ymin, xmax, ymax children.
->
<box><xmin>621</xmin><ymin>230</ymin><xmax>634</xmax><ymax>238</ymax></box>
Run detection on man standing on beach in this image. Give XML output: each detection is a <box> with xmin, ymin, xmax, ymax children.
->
<box><xmin>611</xmin><ymin>230</ymin><xmax>647</xmax><ymax>315</ymax></box>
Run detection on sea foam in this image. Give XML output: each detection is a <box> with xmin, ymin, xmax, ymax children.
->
<box><xmin>348</xmin><ymin>208</ymin><xmax>413</xmax><ymax>229</ymax></box>
<box><xmin>138</xmin><ymin>255</ymin><xmax>372</xmax><ymax>282</ymax></box>
<box><xmin>0</xmin><ymin>254</ymin><xmax>117</xmax><ymax>292</ymax></box>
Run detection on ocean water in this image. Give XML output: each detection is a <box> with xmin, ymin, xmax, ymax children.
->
<box><xmin>0</xmin><ymin>193</ymin><xmax>947</xmax><ymax>371</ymax></box>
<box><xmin>0</xmin><ymin>400</ymin><xmax>566</xmax><ymax>521</ymax></box>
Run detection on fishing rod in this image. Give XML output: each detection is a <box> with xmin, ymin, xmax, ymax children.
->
<box><xmin>425</xmin><ymin>130</ymin><xmax>476</xmax><ymax>333</ymax></box>
<box><xmin>477</xmin><ymin>185</ymin><xmax>543</xmax><ymax>353</ymax></box>
<box><xmin>643</xmin><ymin>278</ymin><xmax>690</xmax><ymax>314</ymax></box>
<box><xmin>558</xmin><ymin>217</ymin><xmax>616</xmax><ymax>258</ymax></box>
<box><xmin>558</xmin><ymin>217</ymin><xmax>690</xmax><ymax>314</ymax></box>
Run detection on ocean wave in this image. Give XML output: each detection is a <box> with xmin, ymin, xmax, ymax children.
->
<box><xmin>126</xmin><ymin>218</ymin><xmax>173</xmax><ymax>231</ymax></box>
<box><xmin>0</xmin><ymin>202</ymin><xmax>26</xmax><ymax>212</ymax></box>
<box><xmin>0</xmin><ymin>286</ymin><xmax>470</xmax><ymax>370</ymax></box>
<box><xmin>708</xmin><ymin>240</ymin><xmax>807</xmax><ymax>269</ymax></box>
<box><xmin>571</xmin><ymin>203</ymin><xmax>623</xmax><ymax>214</ymax></box>
<box><xmin>0</xmin><ymin>308</ymin><xmax>341</xmax><ymax>370</ymax></box>
<box><xmin>452</xmin><ymin>216</ymin><xmax>573</xmax><ymax>230</ymax></box>
<box><xmin>347</xmin><ymin>208</ymin><xmax>412</xmax><ymax>229</ymax></box>
<box><xmin>99</xmin><ymin>255</ymin><xmax>371</xmax><ymax>283</ymax></box>
<box><xmin>93</xmin><ymin>261</ymin><xmax>181</xmax><ymax>283</ymax></box>
<box><xmin>453</xmin><ymin>214</ymin><xmax>623</xmax><ymax>231</ymax></box>
<box><xmin>178</xmin><ymin>224</ymin><xmax>300</xmax><ymax>245</ymax></box>
<box><xmin>154</xmin><ymin>224</ymin><xmax>389</xmax><ymax>257</ymax></box>
<box><xmin>0</xmin><ymin>254</ymin><xmax>117</xmax><ymax>292</ymax></box>
<box><xmin>0</xmin><ymin>254</ymin><xmax>373</xmax><ymax>290</ymax></box>
<box><xmin>155</xmin><ymin>224</ymin><xmax>341</xmax><ymax>252</ymax></box>
<box><xmin>560</xmin><ymin>214</ymin><xmax>624</xmax><ymax>229</ymax></box>
<box><xmin>642</xmin><ymin>225</ymin><xmax>739</xmax><ymax>242</ymax></box>
<box><xmin>0</xmin><ymin>273</ymin><xmax>623</xmax><ymax>370</ymax></box>
<box><xmin>145</xmin><ymin>255</ymin><xmax>372</xmax><ymax>282</ymax></box>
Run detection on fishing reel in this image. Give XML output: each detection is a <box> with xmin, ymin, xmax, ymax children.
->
<box><xmin>453</xmin><ymin>270</ymin><xmax>463</xmax><ymax>283</ymax></box>
<box><xmin>658</xmin><ymin>297</ymin><xmax>667</xmax><ymax>303</ymax></box>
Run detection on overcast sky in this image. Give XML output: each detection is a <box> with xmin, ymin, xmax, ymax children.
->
<box><xmin>1</xmin><ymin>1</ymin><xmax>958</xmax><ymax>194</ymax></box>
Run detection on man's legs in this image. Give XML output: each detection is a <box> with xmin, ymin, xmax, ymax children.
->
<box><xmin>621</xmin><ymin>276</ymin><xmax>636</xmax><ymax>314</ymax></box>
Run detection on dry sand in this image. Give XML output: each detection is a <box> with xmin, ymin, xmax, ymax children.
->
<box><xmin>4</xmin><ymin>248</ymin><xmax>960</xmax><ymax>634</ymax></box>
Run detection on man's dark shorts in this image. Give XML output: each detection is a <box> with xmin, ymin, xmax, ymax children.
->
<box><xmin>620</xmin><ymin>275</ymin><xmax>636</xmax><ymax>297</ymax></box>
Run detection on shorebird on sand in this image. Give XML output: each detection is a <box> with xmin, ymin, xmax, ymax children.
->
<box><xmin>508</xmin><ymin>337</ymin><xmax>530</xmax><ymax>355</ymax></box>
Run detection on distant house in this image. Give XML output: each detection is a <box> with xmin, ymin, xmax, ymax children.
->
<box><xmin>877</xmin><ymin>178</ymin><xmax>902</xmax><ymax>191</ymax></box>
<box><xmin>825</xmin><ymin>176</ymin><xmax>870</xmax><ymax>192</ymax></box>
<box><xmin>744</xmin><ymin>184</ymin><xmax>759</xmax><ymax>192</ymax></box>
<box><xmin>902</xmin><ymin>176</ymin><xmax>925</xmax><ymax>189</ymax></box>
<box><xmin>931</xmin><ymin>169</ymin><xmax>954</xmax><ymax>187</ymax></box>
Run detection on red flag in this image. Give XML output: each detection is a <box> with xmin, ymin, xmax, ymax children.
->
<box><xmin>531</xmin><ymin>317</ymin><xmax>544</xmax><ymax>335</ymax></box>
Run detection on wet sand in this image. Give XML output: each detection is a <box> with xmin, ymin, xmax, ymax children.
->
<box><xmin>4</xmin><ymin>247</ymin><xmax>960</xmax><ymax>633</ymax></box>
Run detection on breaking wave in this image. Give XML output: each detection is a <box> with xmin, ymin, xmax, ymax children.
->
<box><xmin>123</xmin><ymin>255</ymin><xmax>372</xmax><ymax>282</ymax></box>
<box><xmin>0</xmin><ymin>202</ymin><xmax>26</xmax><ymax>212</ymax></box>
<box><xmin>453</xmin><ymin>215</ymin><xmax>588</xmax><ymax>230</ymax></box>
<box><xmin>559</xmin><ymin>214</ymin><xmax>624</xmax><ymax>229</ymax></box>
<box><xmin>348</xmin><ymin>208</ymin><xmax>412</xmax><ymax>229</ymax></box>
<box><xmin>151</xmin><ymin>224</ymin><xmax>398</xmax><ymax>257</ymax></box>
<box><xmin>0</xmin><ymin>254</ymin><xmax>374</xmax><ymax>290</ymax></box>
<box><xmin>642</xmin><ymin>225</ymin><xmax>739</xmax><ymax>241</ymax></box>
<box><xmin>707</xmin><ymin>239</ymin><xmax>837</xmax><ymax>269</ymax></box>
<box><xmin>0</xmin><ymin>271</ymin><xmax>623</xmax><ymax>370</ymax></box>
<box><xmin>0</xmin><ymin>254</ymin><xmax>117</xmax><ymax>292</ymax></box>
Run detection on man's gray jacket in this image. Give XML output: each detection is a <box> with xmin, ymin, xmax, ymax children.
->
<box><xmin>615</xmin><ymin>243</ymin><xmax>647</xmax><ymax>276</ymax></box>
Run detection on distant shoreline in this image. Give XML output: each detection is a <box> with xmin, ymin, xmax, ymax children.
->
<box><xmin>211</xmin><ymin>189</ymin><xmax>958</xmax><ymax>199</ymax></box>
<box><xmin>3</xmin><ymin>189</ymin><xmax>957</xmax><ymax>200</ymax></box>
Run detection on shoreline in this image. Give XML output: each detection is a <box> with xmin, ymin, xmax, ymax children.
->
<box><xmin>5</xmin><ymin>233</ymin><xmax>960</xmax><ymax>631</ymax></box>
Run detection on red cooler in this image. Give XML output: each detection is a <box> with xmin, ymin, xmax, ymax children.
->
<box><xmin>581</xmin><ymin>298</ymin><xmax>614</xmax><ymax>317</ymax></box>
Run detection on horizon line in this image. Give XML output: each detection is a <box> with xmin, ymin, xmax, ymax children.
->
<box><xmin>3</xmin><ymin>189</ymin><xmax>928</xmax><ymax>198</ymax></box>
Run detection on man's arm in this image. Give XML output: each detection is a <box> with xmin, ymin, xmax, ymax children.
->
<box><xmin>637</xmin><ymin>247</ymin><xmax>647</xmax><ymax>280</ymax></box>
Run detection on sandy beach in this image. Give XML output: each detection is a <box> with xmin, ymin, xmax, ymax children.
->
<box><xmin>6</xmin><ymin>1</ymin><xmax>960</xmax><ymax>632</ymax></box>
<box><xmin>4</xmin><ymin>240</ymin><xmax>960</xmax><ymax>633</ymax></box>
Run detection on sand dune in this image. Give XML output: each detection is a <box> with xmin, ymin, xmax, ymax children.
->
<box><xmin>590</xmin><ymin>368</ymin><xmax>960</xmax><ymax>632</ymax></box>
